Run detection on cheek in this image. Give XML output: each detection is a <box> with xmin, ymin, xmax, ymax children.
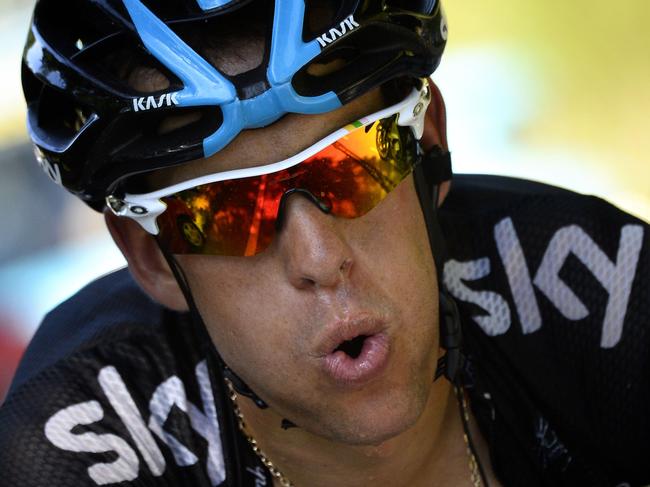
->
<box><xmin>353</xmin><ymin>175</ymin><xmax>438</xmax><ymax>301</ymax></box>
<box><xmin>379</xmin><ymin>181</ymin><xmax>441</xmax><ymax>394</ymax></box>
<box><xmin>177</xmin><ymin>255</ymin><xmax>294</xmax><ymax>376</ymax></box>
<box><xmin>351</xmin><ymin>176</ymin><xmax>440</xmax><ymax>352</ymax></box>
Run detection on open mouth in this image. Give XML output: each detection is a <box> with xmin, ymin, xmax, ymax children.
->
<box><xmin>322</xmin><ymin>332</ymin><xmax>390</xmax><ymax>386</ymax></box>
<box><xmin>333</xmin><ymin>334</ymin><xmax>369</xmax><ymax>359</ymax></box>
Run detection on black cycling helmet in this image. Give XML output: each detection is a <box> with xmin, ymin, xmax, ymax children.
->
<box><xmin>22</xmin><ymin>0</ymin><xmax>448</xmax><ymax>210</ymax></box>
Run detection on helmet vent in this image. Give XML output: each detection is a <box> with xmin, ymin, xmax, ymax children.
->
<box><xmin>34</xmin><ymin>0</ymin><xmax>121</xmax><ymax>59</ymax></box>
<box><xmin>92</xmin><ymin>38</ymin><xmax>183</xmax><ymax>96</ymax></box>
<box><xmin>168</xmin><ymin>2</ymin><xmax>269</xmax><ymax>78</ymax></box>
<box><xmin>303</xmin><ymin>0</ymin><xmax>339</xmax><ymax>37</ymax></box>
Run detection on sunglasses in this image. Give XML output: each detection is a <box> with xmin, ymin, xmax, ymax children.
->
<box><xmin>107</xmin><ymin>84</ymin><xmax>431</xmax><ymax>256</ymax></box>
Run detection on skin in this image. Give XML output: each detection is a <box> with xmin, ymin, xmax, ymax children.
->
<box><xmin>106</xmin><ymin>81</ymin><xmax>499</xmax><ymax>486</ymax></box>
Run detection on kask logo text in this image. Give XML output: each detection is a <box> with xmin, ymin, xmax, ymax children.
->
<box><xmin>132</xmin><ymin>92</ymin><xmax>180</xmax><ymax>112</ymax></box>
<box><xmin>316</xmin><ymin>15</ymin><xmax>360</xmax><ymax>47</ymax></box>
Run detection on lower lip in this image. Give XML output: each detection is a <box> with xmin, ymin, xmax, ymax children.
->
<box><xmin>321</xmin><ymin>333</ymin><xmax>390</xmax><ymax>387</ymax></box>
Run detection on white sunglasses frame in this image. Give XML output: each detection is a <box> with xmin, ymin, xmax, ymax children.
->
<box><xmin>107</xmin><ymin>81</ymin><xmax>432</xmax><ymax>235</ymax></box>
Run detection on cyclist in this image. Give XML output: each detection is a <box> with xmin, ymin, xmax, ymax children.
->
<box><xmin>1</xmin><ymin>1</ymin><xmax>648</xmax><ymax>486</ymax></box>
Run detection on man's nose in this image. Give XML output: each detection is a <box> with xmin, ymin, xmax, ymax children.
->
<box><xmin>275</xmin><ymin>192</ymin><xmax>353</xmax><ymax>290</ymax></box>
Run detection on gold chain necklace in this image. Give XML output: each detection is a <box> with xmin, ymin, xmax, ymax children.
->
<box><xmin>457</xmin><ymin>386</ymin><xmax>483</xmax><ymax>487</ymax></box>
<box><xmin>225</xmin><ymin>378</ymin><xmax>482</xmax><ymax>487</ymax></box>
<box><xmin>225</xmin><ymin>378</ymin><xmax>295</xmax><ymax>487</ymax></box>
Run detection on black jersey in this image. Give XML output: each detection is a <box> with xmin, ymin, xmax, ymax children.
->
<box><xmin>0</xmin><ymin>175</ymin><xmax>648</xmax><ymax>487</ymax></box>
<box><xmin>440</xmin><ymin>176</ymin><xmax>649</xmax><ymax>487</ymax></box>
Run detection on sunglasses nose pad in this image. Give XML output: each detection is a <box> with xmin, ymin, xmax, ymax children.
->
<box><xmin>275</xmin><ymin>188</ymin><xmax>332</xmax><ymax>230</ymax></box>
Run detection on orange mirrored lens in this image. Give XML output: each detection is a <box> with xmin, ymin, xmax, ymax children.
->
<box><xmin>156</xmin><ymin>115</ymin><xmax>418</xmax><ymax>256</ymax></box>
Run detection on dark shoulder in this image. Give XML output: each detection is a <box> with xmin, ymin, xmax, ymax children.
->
<box><xmin>0</xmin><ymin>270</ymin><xmax>217</xmax><ymax>486</ymax></box>
<box><xmin>441</xmin><ymin>175</ymin><xmax>650</xmax><ymax>484</ymax></box>
<box><xmin>440</xmin><ymin>173</ymin><xmax>648</xmax><ymax>368</ymax></box>
<box><xmin>8</xmin><ymin>268</ymin><xmax>166</xmax><ymax>394</ymax></box>
<box><xmin>440</xmin><ymin>175</ymin><xmax>648</xmax><ymax>328</ymax></box>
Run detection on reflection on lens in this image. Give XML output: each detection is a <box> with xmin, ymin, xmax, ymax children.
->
<box><xmin>157</xmin><ymin>115</ymin><xmax>417</xmax><ymax>256</ymax></box>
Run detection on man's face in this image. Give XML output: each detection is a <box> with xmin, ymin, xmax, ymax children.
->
<box><xmin>166</xmin><ymin>91</ymin><xmax>441</xmax><ymax>446</ymax></box>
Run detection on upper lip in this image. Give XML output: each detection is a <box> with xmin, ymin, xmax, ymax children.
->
<box><xmin>313</xmin><ymin>315</ymin><xmax>387</xmax><ymax>357</ymax></box>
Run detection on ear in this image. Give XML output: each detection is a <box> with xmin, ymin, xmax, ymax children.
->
<box><xmin>104</xmin><ymin>209</ymin><xmax>189</xmax><ymax>311</ymax></box>
<box><xmin>420</xmin><ymin>78</ymin><xmax>451</xmax><ymax>206</ymax></box>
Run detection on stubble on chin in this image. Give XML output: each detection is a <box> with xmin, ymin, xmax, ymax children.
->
<box><xmin>288</xmin><ymin>357</ymin><xmax>436</xmax><ymax>448</ymax></box>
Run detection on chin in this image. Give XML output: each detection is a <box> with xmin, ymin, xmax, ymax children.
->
<box><xmin>305</xmin><ymin>375</ymin><xmax>432</xmax><ymax>447</ymax></box>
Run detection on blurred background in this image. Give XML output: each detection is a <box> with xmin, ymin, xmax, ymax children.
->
<box><xmin>0</xmin><ymin>0</ymin><xmax>648</xmax><ymax>401</ymax></box>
